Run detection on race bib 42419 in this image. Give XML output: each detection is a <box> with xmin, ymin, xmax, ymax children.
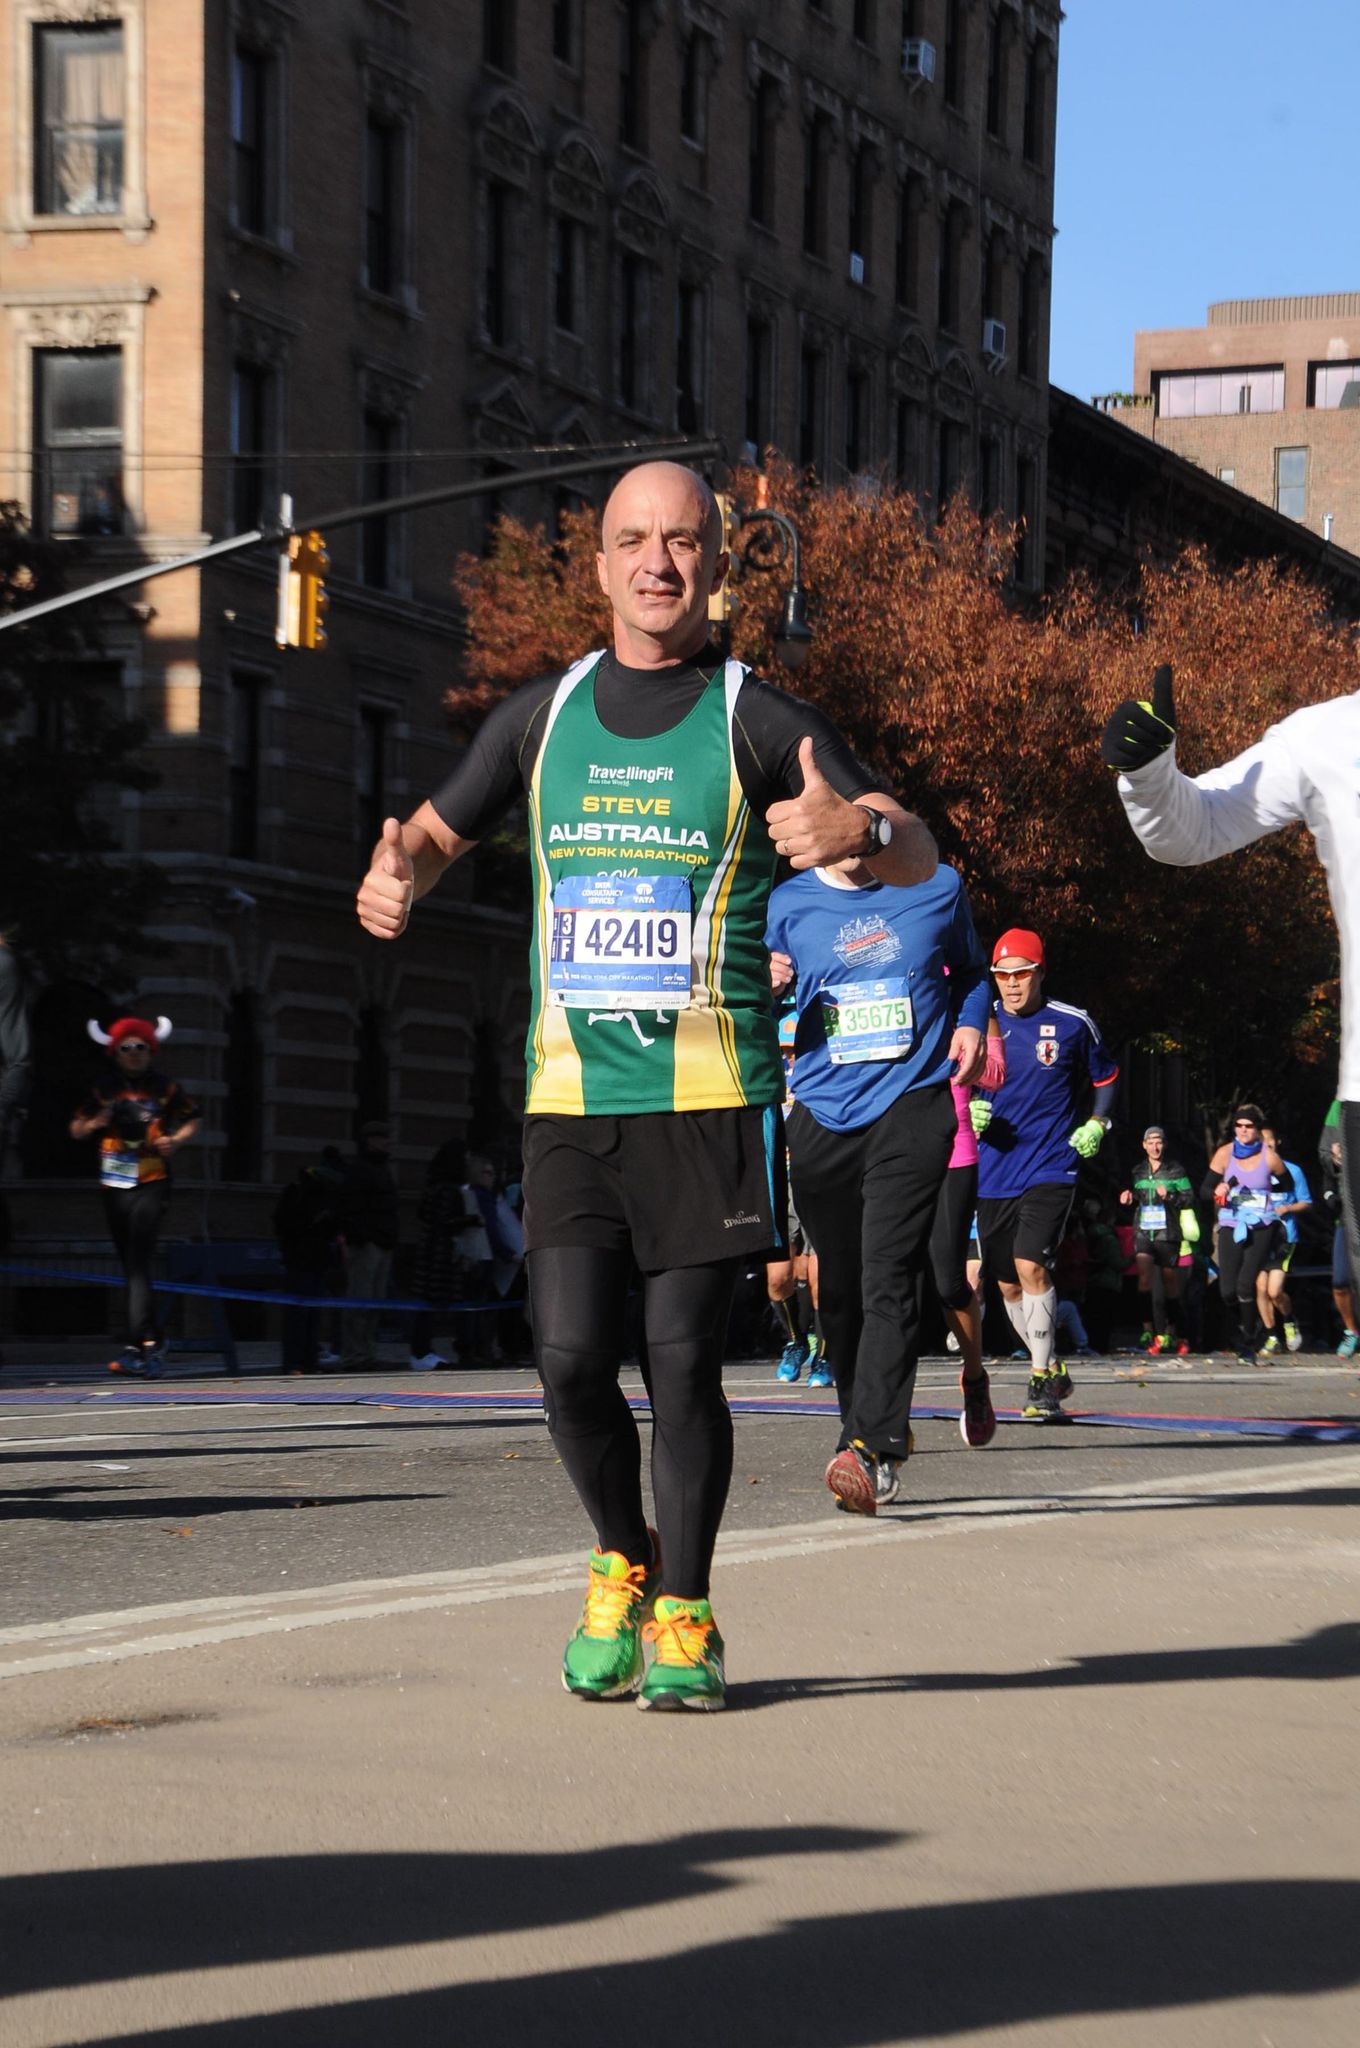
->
<box><xmin>549</xmin><ymin>875</ymin><xmax>692</xmax><ymax>1009</ymax></box>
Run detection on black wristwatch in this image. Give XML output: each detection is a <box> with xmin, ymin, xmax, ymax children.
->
<box><xmin>856</xmin><ymin>805</ymin><xmax>894</xmax><ymax>856</ymax></box>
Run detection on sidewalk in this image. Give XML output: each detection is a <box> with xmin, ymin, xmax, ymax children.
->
<box><xmin>3</xmin><ymin>1449</ymin><xmax>1359</xmax><ymax>2045</ymax></box>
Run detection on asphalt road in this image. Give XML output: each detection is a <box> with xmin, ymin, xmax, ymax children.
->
<box><xmin>2</xmin><ymin>1351</ymin><xmax>1359</xmax><ymax>2046</ymax></box>
<box><xmin>1</xmin><ymin>1352</ymin><xmax>1357</xmax><ymax>1629</ymax></box>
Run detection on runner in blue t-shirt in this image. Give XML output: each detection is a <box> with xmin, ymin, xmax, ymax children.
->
<box><xmin>973</xmin><ymin>928</ymin><xmax>1119</xmax><ymax>1422</ymax></box>
<box><xmin>765</xmin><ymin>856</ymin><xmax>989</xmax><ymax>1513</ymax></box>
<box><xmin>1258</xmin><ymin>1149</ymin><xmax>1312</xmax><ymax>1355</ymax></box>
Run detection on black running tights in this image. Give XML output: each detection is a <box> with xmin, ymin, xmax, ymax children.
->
<box><xmin>1216</xmin><ymin>1225</ymin><xmax>1275</xmax><ymax>1347</ymax></box>
<box><xmin>529</xmin><ymin>1246</ymin><xmax>738</xmax><ymax>1602</ymax></box>
<box><xmin>102</xmin><ymin>1181</ymin><xmax>169</xmax><ymax>1349</ymax></box>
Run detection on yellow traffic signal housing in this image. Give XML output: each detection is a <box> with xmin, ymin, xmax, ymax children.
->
<box><xmin>283</xmin><ymin>529</ymin><xmax>329</xmax><ymax>649</ymax></box>
<box><xmin>707</xmin><ymin>491</ymin><xmax>737</xmax><ymax>626</ymax></box>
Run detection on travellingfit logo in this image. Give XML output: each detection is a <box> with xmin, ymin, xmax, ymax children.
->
<box><xmin>588</xmin><ymin>764</ymin><xmax>675</xmax><ymax>783</ymax></box>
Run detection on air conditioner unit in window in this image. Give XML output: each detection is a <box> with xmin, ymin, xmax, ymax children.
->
<box><xmin>848</xmin><ymin>251</ymin><xmax>865</xmax><ymax>285</ymax></box>
<box><xmin>902</xmin><ymin>38</ymin><xmax>937</xmax><ymax>83</ymax></box>
<box><xmin>981</xmin><ymin>318</ymin><xmax>1008</xmax><ymax>368</ymax></box>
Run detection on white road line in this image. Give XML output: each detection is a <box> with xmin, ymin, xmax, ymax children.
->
<box><xmin>3</xmin><ymin>1449</ymin><xmax>1358</xmax><ymax>1684</ymax></box>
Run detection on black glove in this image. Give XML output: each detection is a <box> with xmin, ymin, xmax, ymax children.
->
<box><xmin>1100</xmin><ymin>664</ymin><xmax>1177</xmax><ymax>772</ymax></box>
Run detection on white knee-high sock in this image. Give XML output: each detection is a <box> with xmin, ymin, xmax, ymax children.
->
<box><xmin>1022</xmin><ymin>1287</ymin><xmax>1057</xmax><ymax>1373</ymax></box>
<box><xmin>1003</xmin><ymin>1293</ymin><xmax>1029</xmax><ymax>1348</ymax></box>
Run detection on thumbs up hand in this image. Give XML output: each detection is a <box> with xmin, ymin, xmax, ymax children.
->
<box><xmin>1100</xmin><ymin>664</ymin><xmax>1178</xmax><ymax>773</ymax></box>
<box><xmin>765</xmin><ymin>737</ymin><xmax>870</xmax><ymax>870</ymax></box>
<box><xmin>357</xmin><ymin>816</ymin><xmax>416</xmax><ymax>938</ymax></box>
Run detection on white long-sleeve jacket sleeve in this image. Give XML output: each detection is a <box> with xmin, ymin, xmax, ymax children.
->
<box><xmin>1116</xmin><ymin>730</ymin><xmax>1307</xmax><ymax>866</ymax></box>
<box><xmin>1116</xmin><ymin>692</ymin><xmax>1360</xmax><ymax>1095</ymax></box>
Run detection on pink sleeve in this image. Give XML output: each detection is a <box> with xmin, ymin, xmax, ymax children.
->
<box><xmin>980</xmin><ymin>1035</ymin><xmax>1007</xmax><ymax>1093</ymax></box>
<box><xmin>949</xmin><ymin>1080</ymin><xmax>976</xmax><ymax>1169</ymax></box>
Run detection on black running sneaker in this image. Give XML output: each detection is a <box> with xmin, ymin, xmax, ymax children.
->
<box><xmin>1021</xmin><ymin>1373</ymin><xmax>1068</xmax><ymax>1424</ymax></box>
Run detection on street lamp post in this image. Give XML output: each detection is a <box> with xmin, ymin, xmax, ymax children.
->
<box><xmin>714</xmin><ymin>496</ymin><xmax>814</xmax><ymax>671</ymax></box>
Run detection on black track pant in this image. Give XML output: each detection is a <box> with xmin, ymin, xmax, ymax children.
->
<box><xmin>102</xmin><ymin>1181</ymin><xmax>169</xmax><ymax>1349</ymax></box>
<box><xmin>788</xmin><ymin>1082</ymin><xmax>956</xmax><ymax>1460</ymax></box>
<box><xmin>530</xmin><ymin>1246</ymin><xmax>738</xmax><ymax>1602</ymax></box>
<box><xmin>1342</xmin><ymin>1103</ymin><xmax>1360</xmax><ymax>1303</ymax></box>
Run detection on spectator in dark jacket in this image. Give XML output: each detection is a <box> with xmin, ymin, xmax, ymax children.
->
<box><xmin>0</xmin><ymin>929</ymin><xmax>31</xmax><ymax>1171</ymax></box>
<box><xmin>273</xmin><ymin>1154</ymin><xmax>345</xmax><ymax>1373</ymax></box>
<box><xmin>340</xmin><ymin>1122</ymin><xmax>400</xmax><ymax>1371</ymax></box>
<box><xmin>409</xmin><ymin>1140</ymin><xmax>483</xmax><ymax>1369</ymax></box>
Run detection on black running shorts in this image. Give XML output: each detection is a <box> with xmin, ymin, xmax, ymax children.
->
<box><xmin>977</xmin><ymin>1183</ymin><xmax>1075</xmax><ymax>1284</ymax></box>
<box><xmin>522</xmin><ymin>1106</ymin><xmax>786</xmax><ymax>1272</ymax></box>
<box><xmin>1133</xmin><ymin>1231</ymin><xmax>1180</xmax><ymax>1269</ymax></box>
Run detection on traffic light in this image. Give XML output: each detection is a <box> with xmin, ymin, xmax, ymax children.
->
<box><xmin>707</xmin><ymin>491</ymin><xmax>739</xmax><ymax>629</ymax></box>
<box><xmin>280</xmin><ymin>529</ymin><xmax>329</xmax><ymax>650</ymax></box>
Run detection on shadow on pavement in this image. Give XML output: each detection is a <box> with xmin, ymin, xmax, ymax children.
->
<box><xmin>0</xmin><ymin>1444</ymin><xmax>347</xmax><ymax>1468</ymax></box>
<box><xmin>0</xmin><ymin>1828</ymin><xmax>899</xmax><ymax>1996</ymax></box>
<box><xmin>0</xmin><ymin>1489</ymin><xmax>442</xmax><ymax>1522</ymax></box>
<box><xmin>734</xmin><ymin>1618</ymin><xmax>1360</xmax><ymax>1707</ymax></box>
<box><xmin>883</xmin><ymin>1485</ymin><xmax>1360</xmax><ymax>1527</ymax></box>
<box><xmin>21</xmin><ymin>1873</ymin><xmax>1360</xmax><ymax>2046</ymax></box>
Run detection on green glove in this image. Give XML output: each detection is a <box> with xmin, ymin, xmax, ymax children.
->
<box><xmin>1068</xmin><ymin>1118</ymin><xmax>1106</xmax><ymax>1159</ymax></box>
<box><xmin>969</xmin><ymin>1098</ymin><xmax>993</xmax><ymax>1137</ymax></box>
<box><xmin>1179</xmin><ymin>1207</ymin><xmax>1201</xmax><ymax>1247</ymax></box>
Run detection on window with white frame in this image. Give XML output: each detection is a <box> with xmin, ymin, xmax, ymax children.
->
<box><xmin>33</xmin><ymin>346</ymin><xmax>123</xmax><ymax>537</ymax></box>
<box><xmin>33</xmin><ymin>19</ymin><xmax>124</xmax><ymax>217</ymax></box>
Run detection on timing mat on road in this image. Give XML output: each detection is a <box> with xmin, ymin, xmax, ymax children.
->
<box><xmin>1</xmin><ymin>1382</ymin><xmax>1358</xmax><ymax>1444</ymax></box>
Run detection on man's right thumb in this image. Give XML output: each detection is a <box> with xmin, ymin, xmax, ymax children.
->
<box><xmin>1151</xmin><ymin>664</ymin><xmax>1176</xmax><ymax>728</ymax></box>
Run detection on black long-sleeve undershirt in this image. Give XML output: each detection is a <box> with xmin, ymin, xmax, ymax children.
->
<box><xmin>429</xmin><ymin>646</ymin><xmax>875</xmax><ymax>843</ymax></box>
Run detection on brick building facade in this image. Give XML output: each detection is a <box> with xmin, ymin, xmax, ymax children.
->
<box><xmin>1101</xmin><ymin>294</ymin><xmax>1360</xmax><ymax>557</ymax></box>
<box><xmin>0</xmin><ymin>0</ymin><xmax>1061</xmax><ymax>1249</ymax></box>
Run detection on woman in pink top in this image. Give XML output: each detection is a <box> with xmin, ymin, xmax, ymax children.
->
<box><xmin>930</xmin><ymin>1017</ymin><xmax>1006</xmax><ymax>1443</ymax></box>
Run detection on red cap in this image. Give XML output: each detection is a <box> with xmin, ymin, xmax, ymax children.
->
<box><xmin>992</xmin><ymin>928</ymin><xmax>1045</xmax><ymax>971</ymax></box>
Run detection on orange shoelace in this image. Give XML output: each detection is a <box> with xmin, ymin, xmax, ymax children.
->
<box><xmin>642</xmin><ymin>1606</ymin><xmax>713</xmax><ymax>1669</ymax></box>
<box><xmin>581</xmin><ymin>1561</ymin><xmax>648</xmax><ymax>1639</ymax></box>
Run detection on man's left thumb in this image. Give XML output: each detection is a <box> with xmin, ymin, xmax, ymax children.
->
<box><xmin>798</xmin><ymin>735</ymin><xmax>825</xmax><ymax>788</ymax></box>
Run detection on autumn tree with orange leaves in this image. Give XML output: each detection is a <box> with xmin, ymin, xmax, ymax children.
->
<box><xmin>452</xmin><ymin>462</ymin><xmax>1357</xmax><ymax>1140</ymax></box>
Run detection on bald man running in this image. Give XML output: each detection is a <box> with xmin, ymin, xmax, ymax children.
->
<box><xmin>357</xmin><ymin>462</ymin><xmax>936</xmax><ymax>1711</ymax></box>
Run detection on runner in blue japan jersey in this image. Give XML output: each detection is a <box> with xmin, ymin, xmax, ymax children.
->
<box><xmin>973</xmin><ymin>928</ymin><xmax>1118</xmax><ymax>1421</ymax></box>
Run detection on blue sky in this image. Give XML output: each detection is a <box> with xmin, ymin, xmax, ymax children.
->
<box><xmin>1051</xmin><ymin>1</ymin><xmax>1360</xmax><ymax>401</ymax></box>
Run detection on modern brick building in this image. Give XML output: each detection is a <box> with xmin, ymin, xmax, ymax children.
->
<box><xmin>1101</xmin><ymin>294</ymin><xmax>1360</xmax><ymax>556</ymax></box>
<box><xmin>0</xmin><ymin>0</ymin><xmax>1061</xmax><ymax>1251</ymax></box>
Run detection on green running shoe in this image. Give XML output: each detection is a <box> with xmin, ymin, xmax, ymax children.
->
<box><xmin>562</xmin><ymin>1538</ymin><xmax>659</xmax><ymax>1701</ymax></box>
<box><xmin>638</xmin><ymin>1596</ymin><xmax>726</xmax><ymax>1712</ymax></box>
<box><xmin>1048</xmin><ymin>1362</ymin><xmax>1073</xmax><ymax>1401</ymax></box>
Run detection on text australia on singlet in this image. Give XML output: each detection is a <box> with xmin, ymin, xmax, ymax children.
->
<box><xmin>545</xmin><ymin>761</ymin><xmax>711</xmax><ymax>868</ymax></box>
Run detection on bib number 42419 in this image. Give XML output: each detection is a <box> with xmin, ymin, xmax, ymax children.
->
<box><xmin>549</xmin><ymin>875</ymin><xmax>693</xmax><ymax>1009</ymax></box>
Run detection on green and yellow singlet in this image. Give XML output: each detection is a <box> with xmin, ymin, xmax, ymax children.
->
<box><xmin>525</xmin><ymin>653</ymin><xmax>783</xmax><ymax>1116</ymax></box>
